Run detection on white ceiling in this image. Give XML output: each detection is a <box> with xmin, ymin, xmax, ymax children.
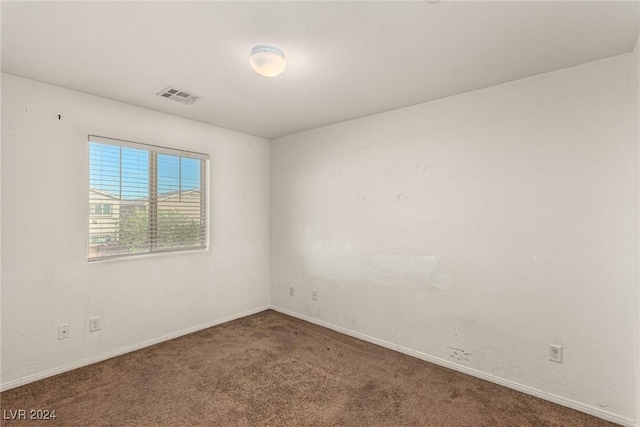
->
<box><xmin>2</xmin><ymin>1</ymin><xmax>639</xmax><ymax>139</ymax></box>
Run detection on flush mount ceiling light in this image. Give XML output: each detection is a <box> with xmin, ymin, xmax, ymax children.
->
<box><xmin>249</xmin><ymin>45</ymin><xmax>286</xmax><ymax>77</ymax></box>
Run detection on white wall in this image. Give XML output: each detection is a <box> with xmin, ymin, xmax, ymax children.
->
<box><xmin>1</xmin><ymin>73</ymin><xmax>271</xmax><ymax>388</ymax></box>
<box><xmin>271</xmin><ymin>54</ymin><xmax>637</xmax><ymax>423</ymax></box>
<box><xmin>635</xmin><ymin>34</ymin><xmax>640</xmax><ymax>427</ymax></box>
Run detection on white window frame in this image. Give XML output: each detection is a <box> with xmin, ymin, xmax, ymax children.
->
<box><xmin>88</xmin><ymin>135</ymin><xmax>209</xmax><ymax>261</ymax></box>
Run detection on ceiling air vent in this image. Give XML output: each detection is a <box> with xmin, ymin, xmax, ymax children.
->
<box><xmin>156</xmin><ymin>87</ymin><xmax>198</xmax><ymax>105</ymax></box>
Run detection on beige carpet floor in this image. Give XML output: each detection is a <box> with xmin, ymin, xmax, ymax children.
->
<box><xmin>1</xmin><ymin>310</ymin><xmax>618</xmax><ymax>426</ymax></box>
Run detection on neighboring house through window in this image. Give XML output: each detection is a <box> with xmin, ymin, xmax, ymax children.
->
<box><xmin>90</xmin><ymin>203</ymin><xmax>112</xmax><ymax>216</ymax></box>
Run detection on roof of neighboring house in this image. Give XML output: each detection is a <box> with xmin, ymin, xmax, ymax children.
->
<box><xmin>89</xmin><ymin>188</ymin><xmax>120</xmax><ymax>200</ymax></box>
<box><xmin>159</xmin><ymin>189</ymin><xmax>201</xmax><ymax>202</ymax></box>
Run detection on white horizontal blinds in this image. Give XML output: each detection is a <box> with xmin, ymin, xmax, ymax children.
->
<box><xmin>88</xmin><ymin>135</ymin><xmax>208</xmax><ymax>261</ymax></box>
<box><xmin>155</xmin><ymin>155</ymin><xmax>206</xmax><ymax>249</ymax></box>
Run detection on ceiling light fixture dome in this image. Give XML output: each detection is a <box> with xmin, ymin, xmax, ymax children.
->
<box><xmin>249</xmin><ymin>45</ymin><xmax>286</xmax><ymax>77</ymax></box>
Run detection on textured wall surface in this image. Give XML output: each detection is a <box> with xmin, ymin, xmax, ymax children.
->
<box><xmin>271</xmin><ymin>54</ymin><xmax>637</xmax><ymax>421</ymax></box>
<box><xmin>1</xmin><ymin>73</ymin><xmax>271</xmax><ymax>387</ymax></box>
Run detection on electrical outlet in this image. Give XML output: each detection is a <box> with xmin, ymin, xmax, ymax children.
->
<box><xmin>89</xmin><ymin>317</ymin><xmax>101</xmax><ymax>332</ymax></box>
<box><xmin>289</xmin><ymin>286</ymin><xmax>295</xmax><ymax>296</ymax></box>
<box><xmin>549</xmin><ymin>344</ymin><xmax>563</xmax><ymax>363</ymax></box>
<box><xmin>312</xmin><ymin>290</ymin><xmax>318</xmax><ymax>301</ymax></box>
<box><xmin>58</xmin><ymin>323</ymin><xmax>70</xmax><ymax>340</ymax></box>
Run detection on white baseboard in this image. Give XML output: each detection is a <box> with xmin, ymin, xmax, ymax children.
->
<box><xmin>270</xmin><ymin>305</ymin><xmax>635</xmax><ymax>427</ymax></box>
<box><xmin>0</xmin><ymin>305</ymin><xmax>270</xmax><ymax>392</ymax></box>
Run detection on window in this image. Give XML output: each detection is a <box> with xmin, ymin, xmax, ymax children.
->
<box><xmin>90</xmin><ymin>203</ymin><xmax>112</xmax><ymax>216</ymax></box>
<box><xmin>88</xmin><ymin>135</ymin><xmax>209</xmax><ymax>261</ymax></box>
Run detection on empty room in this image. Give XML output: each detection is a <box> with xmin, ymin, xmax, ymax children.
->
<box><xmin>1</xmin><ymin>1</ymin><xmax>639</xmax><ymax>426</ymax></box>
